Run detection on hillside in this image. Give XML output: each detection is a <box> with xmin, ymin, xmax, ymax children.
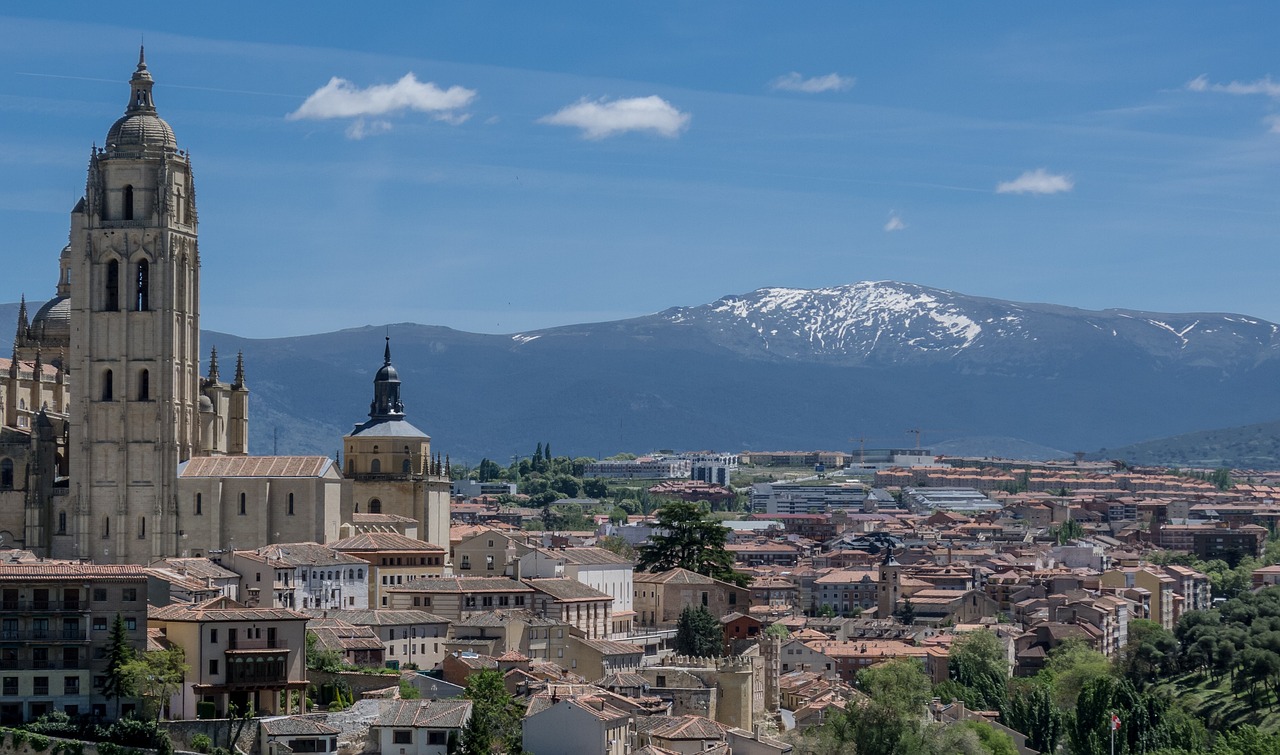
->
<box><xmin>1090</xmin><ymin>419</ymin><xmax>1280</xmax><ymax>470</ymax></box>
<box><xmin>7</xmin><ymin>281</ymin><xmax>1280</xmax><ymax>462</ymax></box>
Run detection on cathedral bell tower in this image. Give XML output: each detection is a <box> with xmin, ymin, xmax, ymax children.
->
<box><xmin>66</xmin><ymin>49</ymin><xmax>200</xmax><ymax>563</ymax></box>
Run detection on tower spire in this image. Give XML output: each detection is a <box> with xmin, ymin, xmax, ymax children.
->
<box><xmin>368</xmin><ymin>338</ymin><xmax>405</xmax><ymax>420</ymax></box>
<box><xmin>233</xmin><ymin>350</ymin><xmax>246</xmax><ymax>389</ymax></box>
<box><xmin>15</xmin><ymin>296</ymin><xmax>28</xmax><ymax>346</ymax></box>
<box><xmin>208</xmin><ymin>347</ymin><xmax>220</xmax><ymax>383</ymax></box>
<box><xmin>126</xmin><ymin>44</ymin><xmax>156</xmax><ymax>114</ymax></box>
<box><xmin>384</xmin><ymin>335</ymin><xmax>392</xmax><ymax>366</ymax></box>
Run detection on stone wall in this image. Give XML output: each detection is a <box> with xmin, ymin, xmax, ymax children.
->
<box><xmin>307</xmin><ymin>670</ymin><xmax>401</xmax><ymax>699</ymax></box>
<box><xmin>163</xmin><ymin>718</ymin><xmax>257</xmax><ymax>755</ymax></box>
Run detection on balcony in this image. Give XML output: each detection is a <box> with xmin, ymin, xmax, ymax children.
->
<box><xmin>0</xmin><ymin>659</ymin><xmax>86</xmax><ymax>670</ymax></box>
<box><xmin>0</xmin><ymin>630</ymin><xmax>88</xmax><ymax>642</ymax></box>
<box><xmin>0</xmin><ymin>600</ymin><xmax>83</xmax><ymax>612</ymax></box>
<box><xmin>226</xmin><ymin>638</ymin><xmax>283</xmax><ymax>651</ymax></box>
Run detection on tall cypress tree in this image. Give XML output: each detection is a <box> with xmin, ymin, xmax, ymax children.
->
<box><xmin>102</xmin><ymin>612</ymin><xmax>136</xmax><ymax>719</ymax></box>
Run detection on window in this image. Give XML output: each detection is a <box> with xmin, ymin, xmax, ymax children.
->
<box><xmin>1</xmin><ymin>678</ymin><xmax>14</xmax><ymax>696</ymax></box>
<box><xmin>63</xmin><ymin>677</ymin><xmax>78</xmax><ymax>695</ymax></box>
<box><xmin>122</xmin><ymin>588</ymin><xmax>137</xmax><ymax>602</ymax></box>
<box><xmin>427</xmin><ymin>732</ymin><xmax>446</xmax><ymax>745</ymax></box>
<box><xmin>195</xmin><ymin>493</ymin><xmax>202</xmax><ymax>515</ymax></box>
<box><xmin>392</xmin><ymin>731</ymin><xmax>412</xmax><ymax>745</ymax></box>
<box><xmin>0</xmin><ymin>460</ymin><xmax>11</xmax><ymax>490</ymax></box>
<box><xmin>370</xmin><ymin>459</ymin><xmax>381</xmax><ymax>474</ymax></box>
<box><xmin>402</xmin><ymin>459</ymin><xmax>412</xmax><ymax>474</ymax></box>
<box><xmin>102</xmin><ymin>516</ymin><xmax>110</xmax><ymax>539</ymax></box>
<box><xmin>102</xmin><ymin>369</ymin><xmax>113</xmax><ymax>401</ymax></box>
<box><xmin>33</xmin><ymin>677</ymin><xmax>48</xmax><ymax>696</ymax></box>
<box><xmin>515</xmin><ymin>596</ymin><xmax>525</xmax><ymax>606</ymax></box>
<box><xmin>104</xmin><ymin>259</ymin><xmax>119</xmax><ymax>311</ymax></box>
<box><xmin>138</xmin><ymin>517</ymin><xmax>145</xmax><ymax>539</ymax></box>
<box><xmin>369</xmin><ymin>498</ymin><xmax>381</xmax><ymax>514</ymax></box>
<box><xmin>288</xmin><ymin>493</ymin><xmax>295</xmax><ymax>516</ymax></box>
<box><xmin>208</xmin><ymin>660</ymin><xmax>218</xmax><ymax>675</ymax></box>
<box><xmin>239</xmin><ymin>492</ymin><xmax>246</xmax><ymax>515</ymax></box>
<box><xmin>701</xmin><ymin>592</ymin><xmax>709</xmax><ymax>607</ymax></box>
<box><xmin>92</xmin><ymin>589</ymin><xmax>106</xmax><ymax>602</ymax></box>
<box><xmin>210</xmin><ymin>629</ymin><xmax>218</xmax><ymax>644</ymax></box>
<box><xmin>729</xmin><ymin>593</ymin><xmax>737</xmax><ymax>605</ymax></box>
<box><xmin>92</xmin><ymin>617</ymin><xmax>107</xmax><ymax>631</ymax></box>
<box><xmin>122</xmin><ymin>185</ymin><xmax>134</xmax><ymax>220</ymax></box>
<box><xmin>137</xmin><ymin>369</ymin><xmax>149</xmax><ymax>400</ymax></box>
<box><xmin>125</xmin><ymin>618</ymin><xmax>136</xmax><ymax>631</ymax></box>
<box><xmin>486</xmin><ymin>555</ymin><xmax>494</xmax><ymax>571</ymax></box>
<box><xmin>57</xmin><ymin>511</ymin><xmax>66</xmax><ymax>534</ymax></box>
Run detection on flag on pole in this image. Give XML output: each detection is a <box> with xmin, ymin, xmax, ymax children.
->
<box><xmin>1111</xmin><ymin>714</ymin><xmax>1121</xmax><ymax>731</ymax></box>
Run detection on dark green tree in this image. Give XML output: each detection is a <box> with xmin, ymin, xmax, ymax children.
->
<box><xmin>896</xmin><ymin>597</ymin><xmax>916</xmax><ymax>626</ymax></box>
<box><xmin>102</xmin><ymin>612</ymin><xmax>137</xmax><ymax>719</ymax></box>
<box><xmin>946</xmin><ymin>630</ymin><xmax>1008</xmax><ymax>711</ymax></box>
<box><xmin>674</xmin><ymin>605</ymin><xmax>722</xmax><ymax>657</ymax></box>
<box><xmin>636</xmin><ymin>501</ymin><xmax>748</xmax><ymax>586</ymax></box>
<box><xmin>461</xmin><ymin>669</ymin><xmax>523</xmax><ymax>755</ymax></box>
<box><xmin>1001</xmin><ymin>679</ymin><xmax>1063</xmax><ymax>754</ymax></box>
<box><xmin>583</xmin><ymin>477</ymin><xmax>609</xmax><ymax>499</ymax></box>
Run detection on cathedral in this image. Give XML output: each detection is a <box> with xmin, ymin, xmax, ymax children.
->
<box><xmin>0</xmin><ymin>51</ymin><xmax>451</xmax><ymax>565</ymax></box>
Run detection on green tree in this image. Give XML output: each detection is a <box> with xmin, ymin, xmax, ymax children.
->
<box><xmin>583</xmin><ymin>477</ymin><xmax>609</xmax><ymax>498</ymax></box>
<box><xmin>461</xmin><ymin>669</ymin><xmax>523</xmax><ymax>755</ymax></box>
<box><xmin>305</xmin><ymin>631</ymin><xmax>345</xmax><ymax>672</ymax></box>
<box><xmin>1001</xmin><ymin>678</ymin><xmax>1063</xmax><ymax>754</ymax></box>
<box><xmin>1040</xmin><ymin>638</ymin><xmax>1111</xmax><ymax>709</ymax></box>
<box><xmin>674</xmin><ymin>605</ymin><xmax>722</xmax><ymax>657</ymax></box>
<box><xmin>102</xmin><ymin>613</ymin><xmax>137</xmax><ymax>719</ymax></box>
<box><xmin>954</xmin><ymin>720</ymin><xmax>1018</xmax><ymax>755</ymax></box>
<box><xmin>946</xmin><ymin>630</ymin><xmax>1008</xmax><ymax>711</ymax></box>
<box><xmin>597</xmin><ymin>535</ymin><xmax>637</xmax><ymax>560</ymax></box>
<box><xmin>636</xmin><ymin>501</ymin><xmax>749</xmax><ymax>586</ymax></box>
<box><xmin>120</xmin><ymin>647</ymin><xmax>187</xmax><ymax>721</ymax></box>
<box><xmin>764</xmin><ymin>623</ymin><xmax>790</xmax><ymax>639</ymax></box>
<box><xmin>896</xmin><ymin>597</ymin><xmax>917</xmax><ymax>626</ymax></box>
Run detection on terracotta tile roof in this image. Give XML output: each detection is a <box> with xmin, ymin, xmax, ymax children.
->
<box><xmin>330</xmin><ymin>532</ymin><xmax>446</xmax><ymax>553</ymax></box>
<box><xmin>555</xmin><ymin>547</ymin><xmax>632</xmax><ymax>566</ymax></box>
<box><xmin>391</xmin><ymin>576</ymin><xmax>532</xmax><ymax>594</ymax></box>
<box><xmin>148</xmin><ymin>596</ymin><xmax>309</xmax><ymax>623</ymax></box>
<box><xmin>152</xmin><ymin>557</ymin><xmax>239</xmax><ymax>580</ymax></box>
<box><xmin>261</xmin><ymin>717</ymin><xmax>341</xmax><ymax>737</ymax></box>
<box><xmin>0</xmin><ymin>563</ymin><xmax>147</xmax><ymax>582</ymax></box>
<box><xmin>352</xmin><ymin>513</ymin><xmax>418</xmax><ymax>524</ymax></box>
<box><xmin>179</xmin><ymin>456</ymin><xmax>333</xmax><ymax>478</ymax></box>
<box><xmin>635</xmin><ymin>714</ymin><xmax>728</xmax><ymax>740</ymax></box>
<box><xmin>524</xmin><ymin>577</ymin><xmax>612</xmax><ymax>602</ymax></box>
<box><xmin>571</xmin><ymin>636</ymin><xmax>644</xmax><ymax>656</ymax></box>
<box><xmin>378</xmin><ymin>699</ymin><xmax>473</xmax><ymax>729</ymax></box>
<box><xmin>235</xmin><ymin>542</ymin><xmax>366</xmax><ymax>567</ymax></box>
<box><xmin>307</xmin><ymin>608</ymin><xmax>451</xmax><ymax>626</ymax></box>
<box><xmin>634</xmin><ymin>568</ymin><xmax>718</xmax><ymax>585</ymax></box>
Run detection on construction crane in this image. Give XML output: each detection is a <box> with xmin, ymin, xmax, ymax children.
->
<box><xmin>904</xmin><ymin>428</ymin><xmax>961</xmax><ymax>450</ymax></box>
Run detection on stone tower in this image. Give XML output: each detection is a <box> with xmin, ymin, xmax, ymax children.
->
<box><xmin>877</xmin><ymin>547</ymin><xmax>903</xmax><ymax>619</ymax></box>
<box><xmin>67</xmin><ymin>49</ymin><xmax>200</xmax><ymax>564</ymax></box>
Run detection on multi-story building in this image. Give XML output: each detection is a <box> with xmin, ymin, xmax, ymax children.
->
<box><xmin>0</xmin><ymin>563</ymin><xmax>148</xmax><ymax>723</ymax></box>
<box><xmin>149</xmin><ymin>596</ymin><xmax>309</xmax><ymax>719</ymax></box>
<box><xmin>525</xmin><ymin>578</ymin><xmax>613</xmax><ymax>639</ymax></box>
<box><xmin>226</xmin><ymin>543</ymin><xmax>368</xmax><ymax>611</ymax></box>
<box><xmin>1101</xmin><ymin>567</ymin><xmax>1177</xmax><ymax>631</ymax></box>
<box><xmin>583</xmin><ymin>457</ymin><xmax>692</xmax><ymax>480</ymax></box>
<box><xmin>750</xmin><ymin>482</ymin><xmax>871</xmax><ymax>515</ymax></box>
<box><xmin>314</xmin><ymin>609</ymin><xmax>450</xmax><ymax>671</ymax></box>
<box><xmin>328</xmin><ymin>531</ymin><xmax>448</xmax><ymax>608</ymax></box>
<box><xmin>375</xmin><ymin>699</ymin><xmax>472</xmax><ymax>755</ymax></box>
<box><xmin>814</xmin><ymin>569</ymin><xmax>878</xmax><ymax>615</ymax></box>
<box><xmin>633</xmin><ymin>568</ymin><xmax>749</xmax><ymax>628</ymax></box>
<box><xmin>386</xmin><ymin>577</ymin><xmax>533</xmax><ymax>623</ymax></box>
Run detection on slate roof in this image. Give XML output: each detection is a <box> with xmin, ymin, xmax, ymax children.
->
<box><xmin>178</xmin><ymin>456</ymin><xmax>333</xmax><ymax>478</ymax></box>
<box><xmin>236</xmin><ymin>542</ymin><xmax>366</xmax><ymax>567</ymax></box>
<box><xmin>378</xmin><ymin>699</ymin><xmax>472</xmax><ymax>729</ymax></box>
<box><xmin>152</xmin><ymin>557</ymin><xmax>240</xmax><ymax>580</ymax></box>
<box><xmin>634</xmin><ymin>714</ymin><xmax>728</xmax><ymax>740</ymax></box>
<box><xmin>348</xmin><ymin>418</ymin><xmax>431</xmax><ymax>439</ymax></box>
<box><xmin>572</xmin><ymin>636</ymin><xmax>645</xmax><ymax>656</ymax></box>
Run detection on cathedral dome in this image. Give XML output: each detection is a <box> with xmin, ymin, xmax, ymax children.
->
<box><xmin>375</xmin><ymin>363</ymin><xmax>400</xmax><ymax>382</ymax></box>
<box><xmin>30</xmin><ymin>295</ymin><xmax>70</xmax><ymax>344</ymax></box>
<box><xmin>106</xmin><ymin>113</ymin><xmax>177</xmax><ymax>152</ymax></box>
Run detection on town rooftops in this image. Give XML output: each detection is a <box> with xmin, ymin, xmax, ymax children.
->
<box><xmin>308</xmin><ymin>608</ymin><xmax>451</xmax><ymax>626</ymax></box>
<box><xmin>525</xmin><ymin>577</ymin><xmax>613</xmax><ymax>602</ymax></box>
<box><xmin>0</xmin><ymin>562</ymin><xmax>146</xmax><ymax>583</ymax></box>
<box><xmin>261</xmin><ymin>717</ymin><xmax>341</xmax><ymax>737</ymax></box>
<box><xmin>393</xmin><ymin>576</ymin><xmax>533</xmax><ymax>594</ymax></box>
<box><xmin>555</xmin><ymin>547</ymin><xmax>632</xmax><ymax>566</ymax></box>
<box><xmin>178</xmin><ymin>456</ymin><xmax>334</xmax><ymax>478</ymax></box>
<box><xmin>151</xmin><ymin>557</ymin><xmax>239</xmax><ymax>581</ymax></box>
<box><xmin>635</xmin><ymin>714</ymin><xmax>729</xmax><ymax>741</ymax></box>
<box><xmin>572</xmin><ymin>636</ymin><xmax>644</xmax><ymax>656</ymax></box>
<box><xmin>634</xmin><ymin>567</ymin><xmax>737</xmax><ymax>586</ymax></box>
<box><xmin>234</xmin><ymin>542</ymin><xmax>366</xmax><ymax>567</ymax></box>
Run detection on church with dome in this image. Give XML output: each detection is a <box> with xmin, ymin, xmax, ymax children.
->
<box><xmin>0</xmin><ymin>51</ymin><xmax>451</xmax><ymax>565</ymax></box>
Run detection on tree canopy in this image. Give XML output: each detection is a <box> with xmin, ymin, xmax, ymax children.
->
<box><xmin>674</xmin><ymin>605</ymin><xmax>723</xmax><ymax>657</ymax></box>
<box><xmin>636</xmin><ymin>500</ymin><xmax>749</xmax><ymax>586</ymax></box>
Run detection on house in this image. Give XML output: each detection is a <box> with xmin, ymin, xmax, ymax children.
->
<box><xmin>386</xmin><ymin>577</ymin><xmax>533</xmax><ymax>623</ymax></box>
<box><xmin>259</xmin><ymin>717</ymin><xmax>340</xmax><ymax>755</ymax></box>
<box><xmin>375</xmin><ymin>699</ymin><xmax>473</xmax><ymax>755</ymax></box>
<box><xmin>564</xmin><ymin>636</ymin><xmax>645</xmax><ymax>680</ymax></box>
<box><xmin>311</xmin><ymin>608</ymin><xmax>450</xmax><ymax>671</ymax></box>
<box><xmin>634</xmin><ymin>714</ymin><xmax>731</xmax><ymax>754</ymax></box>
<box><xmin>329</xmin><ymin>531</ymin><xmax>448</xmax><ymax>608</ymax></box>
<box><xmin>522</xmin><ymin>693</ymin><xmax>632</xmax><ymax>755</ymax></box>
<box><xmin>148</xmin><ymin>596</ymin><xmax>309</xmax><ymax>719</ymax></box>
<box><xmin>226</xmin><ymin>542</ymin><xmax>369</xmax><ymax>611</ymax></box>
<box><xmin>525</xmin><ymin>577</ymin><xmax>613</xmax><ymax>639</ymax></box>
<box><xmin>634</xmin><ymin>569</ymin><xmax>749</xmax><ymax>628</ymax></box>
<box><xmin>721</xmin><ymin>613</ymin><xmax>763</xmax><ymax>655</ymax></box>
<box><xmin>306</xmin><ymin>618</ymin><xmax>385</xmax><ymax>668</ymax></box>
<box><xmin>446</xmin><ymin>609</ymin><xmax>570</xmax><ymax>662</ymax></box>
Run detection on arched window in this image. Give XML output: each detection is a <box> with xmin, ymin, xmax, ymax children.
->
<box><xmin>354</xmin><ymin>502</ymin><xmax>360</xmax><ymax>513</ymax></box>
<box><xmin>122</xmin><ymin>185</ymin><xmax>134</xmax><ymax>221</ymax></box>
<box><xmin>57</xmin><ymin>511</ymin><xmax>66</xmax><ymax>534</ymax></box>
<box><xmin>357</xmin><ymin>569</ymin><xmax>363</xmax><ymax>579</ymax></box>
<box><xmin>0</xmin><ymin>459</ymin><xmax>12</xmax><ymax>490</ymax></box>
<box><xmin>239</xmin><ymin>492</ymin><xmax>246</xmax><ymax>515</ymax></box>
<box><xmin>105</xmin><ymin>260</ymin><xmax>119</xmax><ymax>311</ymax></box>
<box><xmin>138</xmin><ymin>369</ymin><xmax>150</xmax><ymax>401</ymax></box>
<box><xmin>102</xmin><ymin>517</ymin><xmax>110</xmax><ymax>538</ymax></box>
<box><xmin>287</xmin><ymin>493</ymin><xmax>295</xmax><ymax>516</ymax></box>
<box><xmin>402</xmin><ymin>458</ymin><xmax>412</xmax><ymax>474</ymax></box>
<box><xmin>138</xmin><ymin>517</ymin><xmax>146</xmax><ymax>539</ymax></box>
<box><xmin>101</xmin><ymin>370</ymin><xmax>113</xmax><ymax>402</ymax></box>
<box><xmin>195</xmin><ymin>493</ymin><xmax>202</xmax><ymax>515</ymax></box>
<box><xmin>134</xmin><ymin>260</ymin><xmax>149</xmax><ymax>311</ymax></box>
<box><xmin>347</xmin><ymin>459</ymin><xmax>354</xmax><ymax>475</ymax></box>
<box><xmin>369</xmin><ymin>499</ymin><xmax>382</xmax><ymax>515</ymax></box>
<box><xmin>370</xmin><ymin>459</ymin><xmax>381</xmax><ymax>474</ymax></box>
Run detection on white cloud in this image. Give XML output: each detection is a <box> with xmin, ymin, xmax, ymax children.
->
<box><xmin>539</xmin><ymin>96</ymin><xmax>690</xmax><ymax>139</ymax></box>
<box><xmin>1186</xmin><ymin>74</ymin><xmax>1280</xmax><ymax>98</ymax></box>
<box><xmin>884</xmin><ymin>213</ymin><xmax>906</xmax><ymax>232</ymax></box>
<box><xmin>770</xmin><ymin>72</ymin><xmax>855</xmax><ymax>93</ymax></box>
<box><xmin>288</xmin><ymin>73</ymin><xmax>476</xmax><ymax>137</ymax></box>
<box><xmin>1268</xmin><ymin>115</ymin><xmax>1280</xmax><ymax>133</ymax></box>
<box><xmin>996</xmin><ymin>168</ymin><xmax>1074</xmax><ymax>195</ymax></box>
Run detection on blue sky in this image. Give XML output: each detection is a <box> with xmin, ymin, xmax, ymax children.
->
<box><xmin>2</xmin><ymin>4</ymin><xmax>1279</xmax><ymax>338</ymax></box>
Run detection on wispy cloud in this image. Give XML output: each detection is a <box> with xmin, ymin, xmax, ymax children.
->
<box><xmin>539</xmin><ymin>96</ymin><xmax>690</xmax><ymax>139</ymax></box>
<box><xmin>1186</xmin><ymin>74</ymin><xmax>1280</xmax><ymax>98</ymax></box>
<box><xmin>996</xmin><ymin>168</ymin><xmax>1074</xmax><ymax>195</ymax></box>
<box><xmin>770</xmin><ymin>72</ymin><xmax>855</xmax><ymax>93</ymax></box>
<box><xmin>1268</xmin><ymin>115</ymin><xmax>1280</xmax><ymax>133</ymax></box>
<box><xmin>288</xmin><ymin>73</ymin><xmax>476</xmax><ymax>137</ymax></box>
<box><xmin>884</xmin><ymin>213</ymin><xmax>906</xmax><ymax>232</ymax></box>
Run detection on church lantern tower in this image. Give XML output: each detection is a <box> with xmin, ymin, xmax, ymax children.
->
<box><xmin>66</xmin><ymin>49</ymin><xmax>200</xmax><ymax>563</ymax></box>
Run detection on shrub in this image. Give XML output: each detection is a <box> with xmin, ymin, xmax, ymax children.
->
<box><xmin>29</xmin><ymin>734</ymin><xmax>50</xmax><ymax>752</ymax></box>
<box><xmin>195</xmin><ymin>701</ymin><xmax>217</xmax><ymax>720</ymax></box>
<box><xmin>191</xmin><ymin>733</ymin><xmax>213</xmax><ymax>754</ymax></box>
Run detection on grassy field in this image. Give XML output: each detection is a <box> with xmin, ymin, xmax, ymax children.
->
<box><xmin>1154</xmin><ymin>671</ymin><xmax>1280</xmax><ymax>735</ymax></box>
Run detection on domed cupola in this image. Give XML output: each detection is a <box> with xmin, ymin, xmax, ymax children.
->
<box><xmin>369</xmin><ymin>337</ymin><xmax>405</xmax><ymax>420</ymax></box>
<box><xmin>105</xmin><ymin>46</ymin><xmax>177</xmax><ymax>154</ymax></box>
